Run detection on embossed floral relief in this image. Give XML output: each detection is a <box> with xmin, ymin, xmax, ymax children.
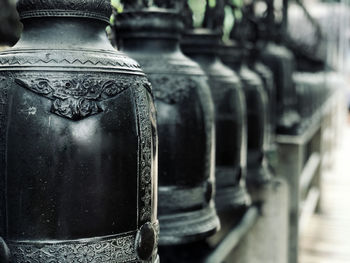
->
<box><xmin>134</xmin><ymin>84</ymin><xmax>154</xmax><ymax>223</ymax></box>
<box><xmin>151</xmin><ymin>76</ymin><xmax>197</xmax><ymax>104</ymax></box>
<box><xmin>14</xmin><ymin>74</ymin><xmax>150</xmax><ymax>121</ymax></box>
<box><xmin>8</xmin><ymin>234</ymin><xmax>137</xmax><ymax>263</ymax></box>
<box><xmin>16</xmin><ymin>0</ymin><xmax>112</xmax><ymax>18</ymax></box>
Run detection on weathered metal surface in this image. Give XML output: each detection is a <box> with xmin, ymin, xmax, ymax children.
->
<box><xmin>116</xmin><ymin>0</ymin><xmax>219</xmax><ymax>246</ymax></box>
<box><xmin>0</xmin><ymin>0</ymin><xmax>159</xmax><ymax>262</ymax></box>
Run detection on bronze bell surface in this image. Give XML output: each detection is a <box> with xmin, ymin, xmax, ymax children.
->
<box><xmin>115</xmin><ymin>0</ymin><xmax>220</xmax><ymax>246</ymax></box>
<box><xmin>181</xmin><ymin>0</ymin><xmax>250</xmax><ymax>213</ymax></box>
<box><xmin>0</xmin><ymin>0</ymin><xmax>159</xmax><ymax>262</ymax></box>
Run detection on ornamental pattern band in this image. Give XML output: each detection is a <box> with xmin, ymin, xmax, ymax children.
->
<box><xmin>8</xmin><ymin>233</ymin><xmax>137</xmax><ymax>263</ymax></box>
<box><xmin>134</xmin><ymin>82</ymin><xmax>154</xmax><ymax>223</ymax></box>
<box><xmin>16</xmin><ymin>0</ymin><xmax>112</xmax><ymax>22</ymax></box>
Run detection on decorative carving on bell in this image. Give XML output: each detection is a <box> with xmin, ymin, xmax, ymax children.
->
<box><xmin>181</xmin><ymin>0</ymin><xmax>250</xmax><ymax>212</ymax></box>
<box><xmin>0</xmin><ymin>0</ymin><xmax>158</xmax><ymax>262</ymax></box>
<box><xmin>115</xmin><ymin>0</ymin><xmax>220</xmax><ymax>246</ymax></box>
<box><xmin>220</xmin><ymin>4</ymin><xmax>272</xmax><ymax>189</ymax></box>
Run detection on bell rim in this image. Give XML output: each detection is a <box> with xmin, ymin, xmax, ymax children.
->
<box><xmin>158</xmin><ymin>205</ymin><xmax>220</xmax><ymax>246</ymax></box>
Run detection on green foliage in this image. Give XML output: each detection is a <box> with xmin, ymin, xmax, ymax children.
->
<box><xmin>187</xmin><ymin>0</ymin><xmax>242</xmax><ymax>42</ymax></box>
<box><xmin>111</xmin><ymin>0</ymin><xmax>123</xmax><ymax>13</ymax></box>
<box><xmin>208</xmin><ymin>0</ymin><xmax>216</xmax><ymax>7</ymax></box>
<box><xmin>188</xmin><ymin>0</ymin><xmax>207</xmax><ymax>27</ymax></box>
<box><xmin>223</xmin><ymin>5</ymin><xmax>234</xmax><ymax>41</ymax></box>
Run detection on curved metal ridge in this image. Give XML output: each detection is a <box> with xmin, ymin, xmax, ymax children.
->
<box><xmin>0</xmin><ymin>50</ymin><xmax>142</xmax><ymax>71</ymax></box>
<box><xmin>17</xmin><ymin>0</ymin><xmax>112</xmax><ymax>22</ymax></box>
<box><xmin>133</xmin><ymin>57</ymin><xmax>205</xmax><ymax>76</ymax></box>
<box><xmin>19</xmin><ymin>10</ymin><xmax>110</xmax><ymax>22</ymax></box>
<box><xmin>159</xmin><ymin>206</ymin><xmax>220</xmax><ymax>245</ymax></box>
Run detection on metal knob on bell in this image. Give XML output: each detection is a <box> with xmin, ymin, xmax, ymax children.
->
<box><xmin>115</xmin><ymin>0</ymin><xmax>220</xmax><ymax>246</ymax></box>
<box><xmin>0</xmin><ymin>0</ymin><xmax>159</xmax><ymax>262</ymax></box>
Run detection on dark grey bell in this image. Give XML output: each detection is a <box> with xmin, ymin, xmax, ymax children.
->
<box><xmin>260</xmin><ymin>43</ymin><xmax>301</xmax><ymax>135</ymax></box>
<box><xmin>181</xmin><ymin>29</ymin><xmax>251</xmax><ymax>213</ymax></box>
<box><xmin>0</xmin><ymin>0</ymin><xmax>159</xmax><ymax>262</ymax></box>
<box><xmin>0</xmin><ymin>0</ymin><xmax>21</xmax><ymax>46</ymax></box>
<box><xmin>221</xmin><ymin>41</ymin><xmax>272</xmax><ymax>189</ymax></box>
<box><xmin>115</xmin><ymin>0</ymin><xmax>220</xmax><ymax>246</ymax></box>
<box><xmin>247</xmin><ymin>44</ymin><xmax>278</xmax><ymax>172</ymax></box>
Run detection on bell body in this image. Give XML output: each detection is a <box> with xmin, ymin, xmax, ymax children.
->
<box><xmin>221</xmin><ymin>43</ymin><xmax>271</xmax><ymax>188</ymax></box>
<box><xmin>117</xmin><ymin>10</ymin><xmax>219</xmax><ymax>245</ymax></box>
<box><xmin>0</xmin><ymin>1</ymin><xmax>159</xmax><ymax>262</ymax></box>
<box><xmin>260</xmin><ymin>43</ymin><xmax>301</xmax><ymax>135</ymax></box>
<box><xmin>181</xmin><ymin>30</ymin><xmax>250</xmax><ymax>212</ymax></box>
<box><xmin>249</xmin><ymin>58</ymin><xmax>278</xmax><ymax>172</ymax></box>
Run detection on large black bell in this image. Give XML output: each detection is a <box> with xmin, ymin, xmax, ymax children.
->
<box><xmin>221</xmin><ymin>41</ymin><xmax>272</xmax><ymax>190</ymax></box>
<box><xmin>115</xmin><ymin>0</ymin><xmax>220</xmax><ymax>246</ymax></box>
<box><xmin>0</xmin><ymin>0</ymin><xmax>159</xmax><ymax>262</ymax></box>
<box><xmin>181</xmin><ymin>11</ymin><xmax>250</xmax><ymax>212</ymax></box>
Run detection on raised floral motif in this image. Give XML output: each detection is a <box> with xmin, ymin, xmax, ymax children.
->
<box><xmin>152</xmin><ymin>76</ymin><xmax>197</xmax><ymax>104</ymax></box>
<box><xmin>8</xmin><ymin>233</ymin><xmax>137</xmax><ymax>263</ymax></box>
<box><xmin>15</xmin><ymin>74</ymin><xmax>146</xmax><ymax>120</ymax></box>
<box><xmin>134</xmin><ymin>82</ymin><xmax>154</xmax><ymax>223</ymax></box>
<box><xmin>17</xmin><ymin>0</ymin><xmax>112</xmax><ymax>22</ymax></box>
